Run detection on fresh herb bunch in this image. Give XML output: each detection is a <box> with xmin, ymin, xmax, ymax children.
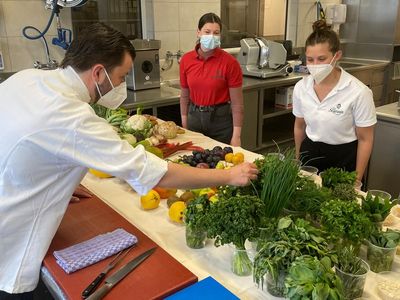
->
<box><xmin>362</xmin><ymin>192</ymin><xmax>398</xmax><ymax>223</ymax></box>
<box><xmin>331</xmin><ymin>183</ymin><xmax>359</xmax><ymax>202</ymax></box>
<box><xmin>259</xmin><ymin>149</ymin><xmax>299</xmax><ymax>217</ymax></box>
<box><xmin>254</xmin><ymin>217</ymin><xmax>335</xmax><ymax>292</ymax></box>
<box><xmin>286</xmin><ymin>179</ymin><xmax>332</xmax><ymax>216</ymax></box>
<box><xmin>206</xmin><ymin>195</ymin><xmax>264</xmax><ymax>276</ymax></box>
<box><xmin>367</xmin><ymin>229</ymin><xmax>400</xmax><ymax>272</ymax></box>
<box><xmin>368</xmin><ymin>229</ymin><xmax>400</xmax><ymax>248</ymax></box>
<box><xmin>184</xmin><ymin>195</ymin><xmax>211</xmax><ymax>248</ymax></box>
<box><xmin>184</xmin><ymin>195</ymin><xmax>210</xmax><ymax>229</ymax></box>
<box><xmin>335</xmin><ymin>246</ymin><xmax>369</xmax><ymax>299</ymax></box>
<box><xmin>321</xmin><ymin>199</ymin><xmax>373</xmax><ymax>246</ymax></box>
<box><xmin>321</xmin><ymin>168</ymin><xmax>357</xmax><ymax>190</ymax></box>
<box><xmin>285</xmin><ymin>256</ymin><xmax>344</xmax><ymax>300</ymax></box>
<box><xmin>206</xmin><ymin>195</ymin><xmax>264</xmax><ymax>248</ymax></box>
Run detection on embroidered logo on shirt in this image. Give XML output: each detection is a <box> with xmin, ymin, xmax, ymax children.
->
<box><xmin>329</xmin><ymin>104</ymin><xmax>344</xmax><ymax>115</ymax></box>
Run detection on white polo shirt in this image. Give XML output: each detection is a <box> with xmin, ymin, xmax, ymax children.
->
<box><xmin>292</xmin><ymin>68</ymin><xmax>377</xmax><ymax>145</ymax></box>
<box><xmin>0</xmin><ymin>67</ymin><xmax>168</xmax><ymax>293</ymax></box>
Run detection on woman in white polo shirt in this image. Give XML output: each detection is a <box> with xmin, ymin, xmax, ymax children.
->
<box><xmin>293</xmin><ymin>20</ymin><xmax>376</xmax><ymax>183</ymax></box>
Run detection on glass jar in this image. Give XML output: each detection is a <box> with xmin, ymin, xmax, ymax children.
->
<box><xmin>185</xmin><ymin>225</ymin><xmax>206</xmax><ymax>249</ymax></box>
<box><xmin>265</xmin><ymin>270</ymin><xmax>287</xmax><ymax>297</ymax></box>
<box><xmin>230</xmin><ymin>246</ymin><xmax>255</xmax><ymax>276</ymax></box>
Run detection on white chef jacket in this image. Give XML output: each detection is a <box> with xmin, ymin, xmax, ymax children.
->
<box><xmin>0</xmin><ymin>66</ymin><xmax>168</xmax><ymax>293</ymax></box>
<box><xmin>292</xmin><ymin>68</ymin><xmax>377</xmax><ymax>145</ymax></box>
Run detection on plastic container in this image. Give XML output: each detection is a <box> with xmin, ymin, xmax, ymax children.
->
<box><xmin>230</xmin><ymin>246</ymin><xmax>255</xmax><ymax>276</ymax></box>
<box><xmin>335</xmin><ymin>258</ymin><xmax>369</xmax><ymax>299</ymax></box>
<box><xmin>300</xmin><ymin>166</ymin><xmax>319</xmax><ymax>175</ymax></box>
<box><xmin>185</xmin><ymin>226</ymin><xmax>207</xmax><ymax>249</ymax></box>
<box><xmin>265</xmin><ymin>270</ymin><xmax>287</xmax><ymax>297</ymax></box>
<box><xmin>368</xmin><ymin>190</ymin><xmax>392</xmax><ymax>202</ymax></box>
<box><xmin>366</xmin><ymin>241</ymin><xmax>397</xmax><ymax>273</ymax></box>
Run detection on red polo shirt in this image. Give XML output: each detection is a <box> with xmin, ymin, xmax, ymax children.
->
<box><xmin>179</xmin><ymin>45</ymin><xmax>242</xmax><ymax>106</ymax></box>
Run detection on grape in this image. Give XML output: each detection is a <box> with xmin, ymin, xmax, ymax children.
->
<box><xmin>223</xmin><ymin>146</ymin><xmax>233</xmax><ymax>153</ymax></box>
<box><xmin>213</xmin><ymin>146</ymin><xmax>222</xmax><ymax>152</ymax></box>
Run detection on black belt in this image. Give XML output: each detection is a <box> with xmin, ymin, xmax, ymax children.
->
<box><xmin>190</xmin><ymin>101</ymin><xmax>230</xmax><ymax>112</ymax></box>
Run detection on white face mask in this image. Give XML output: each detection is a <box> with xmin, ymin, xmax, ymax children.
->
<box><xmin>199</xmin><ymin>35</ymin><xmax>221</xmax><ymax>52</ymax></box>
<box><xmin>95</xmin><ymin>68</ymin><xmax>127</xmax><ymax>109</ymax></box>
<box><xmin>307</xmin><ymin>55</ymin><xmax>336</xmax><ymax>84</ymax></box>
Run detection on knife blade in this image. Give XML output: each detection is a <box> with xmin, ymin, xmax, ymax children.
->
<box><xmin>82</xmin><ymin>246</ymin><xmax>134</xmax><ymax>298</ymax></box>
<box><xmin>85</xmin><ymin>247</ymin><xmax>157</xmax><ymax>300</ymax></box>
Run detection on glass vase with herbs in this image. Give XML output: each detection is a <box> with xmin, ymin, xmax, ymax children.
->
<box><xmin>206</xmin><ymin>195</ymin><xmax>264</xmax><ymax>276</ymax></box>
<box><xmin>366</xmin><ymin>229</ymin><xmax>400</xmax><ymax>272</ymax></box>
<box><xmin>253</xmin><ymin>217</ymin><xmax>336</xmax><ymax>297</ymax></box>
<box><xmin>184</xmin><ymin>195</ymin><xmax>210</xmax><ymax>249</ymax></box>
<box><xmin>335</xmin><ymin>246</ymin><xmax>369</xmax><ymax>299</ymax></box>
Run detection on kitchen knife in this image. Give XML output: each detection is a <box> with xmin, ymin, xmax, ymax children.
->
<box><xmin>82</xmin><ymin>246</ymin><xmax>133</xmax><ymax>298</ymax></box>
<box><xmin>85</xmin><ymin>247</ymin><xmax>157</xmax><ymax>300</ymax></box>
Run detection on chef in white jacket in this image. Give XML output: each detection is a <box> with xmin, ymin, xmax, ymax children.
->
<box><xmin>0</xmin><ymin>23</ymin><xmax>258</xmax><ymax>299</ymax></box>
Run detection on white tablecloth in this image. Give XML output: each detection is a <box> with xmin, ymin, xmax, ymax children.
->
<box><xmin>81</xmin><ymin>129</ymin><xmax>399</xmax><ymax>300</ymax></box>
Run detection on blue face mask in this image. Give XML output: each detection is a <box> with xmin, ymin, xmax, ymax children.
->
<box><xmin>200</xmin><ymin>35</ymin><xmax>221</xmax><ymax>51</ymax></box>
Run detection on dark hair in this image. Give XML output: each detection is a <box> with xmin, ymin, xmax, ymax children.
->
<box><xmin>60</xmin><ymin>23</ymin><xmax>136</xmax><ymax>72</ymax></box>
<box><xmin>198</xmin><ymin>13</ymin><xmax>222</xmax><ymax>31</ymax></box>
<box><xmin>305</xmin><ymin>20</ymin><xmax>340</xmax><ymax>53</ymax></box>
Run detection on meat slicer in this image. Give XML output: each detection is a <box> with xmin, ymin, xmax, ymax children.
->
<box><xmin>237</xmin><ymin>38</ymin><xmax>293</xmax><ymax>79</ymax></box>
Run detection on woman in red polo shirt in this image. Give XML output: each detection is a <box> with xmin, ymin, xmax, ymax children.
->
<box><xmin>179</xmin><ymin>13</ymin><xmax>244</xmax><ymax>146</ymax></box>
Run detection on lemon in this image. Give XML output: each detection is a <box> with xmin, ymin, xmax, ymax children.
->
<box><xmin>169</xmin><ymin>201</ymin><xmax>186</xmax><ymax>223</ymax></box>
<box><xmin>88</xmin><ymin>168</ymin><xmax>113</xmax><ymax>178</ymax></box>
<box><xmin>140</xmin><ymin>190</ymin><xmax>161</xmax><ymax>210</ymax></box>
<box><xmin>232</xmin><ymin>152</ymin><xmax>245</xmax><ymax>165</ymax></box>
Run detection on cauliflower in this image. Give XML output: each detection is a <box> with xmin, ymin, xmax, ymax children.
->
<box><xmin>155</xmin><ymin>121</ymin><xmax>178</xmax><ymax>139</ymax></box>
<box><xmin>120</xmin><ymin>114</ymin><xmax>153</xmax><ymax>139</ymax></box>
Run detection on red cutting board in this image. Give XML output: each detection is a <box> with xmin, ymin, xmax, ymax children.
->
<box><xmin>43</xmin><ymin>192</ymin><xmax>197</xmax><ymax>300</ymax></box>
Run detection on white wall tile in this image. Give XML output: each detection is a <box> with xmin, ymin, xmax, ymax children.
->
<box><xmin>153</xmin><ymin>2</ymin><xmax>179</xmax><ymax>32</ymax></box>
<box><xmin>179</xmin><ymin>30</ymin><xmax>196</xmax><ymax>53</ymax></box>
<box><xmin>0</xmin><ymin>37</ymin><xmax>11</xmax><ymax>71</ymax></box>
<box><xmin>0</xmin><ymin>2</ymin><xmax>6</xmax><ymax>37</ymax></box>
<box><xmin>2</xmin><ymin>1</ymin><xmax>71</xmax><ymax>37</ymax></box>
<box><xmin>178</xmin><ymin>2</ymin><xmax>220</xmax><ymax>31</ymax></box>
<box><xmin>154</xmin><ymin>30</ymin><xmax>179</xmax><ymax>57</ymax></box>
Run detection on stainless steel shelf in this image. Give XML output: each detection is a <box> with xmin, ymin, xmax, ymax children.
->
<box><xmin>263</xmin><ymin>107</ymin><xmax>292</xmax><ymax>119</ymax></box>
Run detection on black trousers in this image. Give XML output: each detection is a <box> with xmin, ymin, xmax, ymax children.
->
<box><xmin>0</xmin><ymin>291</ymin><xmax>33</xmax><ymax>300</ymax></box>
<box><xmin>300</xmin><ymin>136</ymin><xmax>358</xmax><ymax>173</ymax></box>
<box><xmin>188</xmin><ymin>102</ymin><xmax>233</xmax><ymax>144</ymax></box>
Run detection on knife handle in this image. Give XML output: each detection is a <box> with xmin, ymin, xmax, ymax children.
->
<box><xmin>82</xmin><ymin>272</ymin><xmax>106</xmax><ymax>298</ymax></box>
<box><xmin>85</xmin><ymin>283</ymin><xmax>112</xmax><ymax>300</ymax></box>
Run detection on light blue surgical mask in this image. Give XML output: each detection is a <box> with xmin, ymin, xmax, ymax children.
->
<box><xmin>200</xmin><ymin>35</ymin><xmax>221</xmax><ymax>51</ymax></box>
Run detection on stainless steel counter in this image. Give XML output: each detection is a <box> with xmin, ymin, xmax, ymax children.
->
<box><xmin>375</xmin><ymin>102</ymin><xmax>400</xmax><ymax>124</ymax></box>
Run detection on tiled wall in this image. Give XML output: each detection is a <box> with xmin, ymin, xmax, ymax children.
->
<box><xmin>151</xmin><ymin>0</ymin><xmax>220</xmax><ymax>58</ymax></box>
<box><xmin>286</xmin><ymin>0</ymin><xmax>342</xmax><ymax>48</ymax></box>
<box><xmin>0</xmin><ymin>0</ymin><xmax>72</xmax><ymax>72</ymax></box>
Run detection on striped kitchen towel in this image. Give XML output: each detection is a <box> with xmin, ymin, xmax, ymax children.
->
<box><xmin>53</xmin><ymin>228</ymin><xmax>137</xmax><ymax>274</ymax></box>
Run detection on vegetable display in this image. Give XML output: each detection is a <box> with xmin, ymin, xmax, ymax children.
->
<box><xmin>331</xmin><ymin>183</ymin><xmax>359</xmax><ymax>202</ymax></box>
<box><xmin>206</xmin><ymin>195</ymin><xmax>264</xmax><ymax>276</ymax></box>
<box><xmin>285</xmin><ymin>256</ymin><xmax>344</xmax><ymax>300</ymax></box>
<box><xmin>335</xmin><ymin>246</ymin><xmax>369</xmax><ymax>299</ymax></box>
<box><xmin>362</xmin><ymin>191</ymin><xmax>398</xmax><ymax>223</ymax></box>
<box><xmin>320</xmin><ymin>199</ymin><xmax>372</xmax><ymax>248</ymax></box>
<box><xmin>367</xmin><ymin>229</ymin><xmax>400</xmax><ymax>272</ymax></box>
<box><xmin>320</xmin><ymin>168</ymin><xmax>357</xmax><ymax>190</ymax></box>
<box><xmin>253</xmin><ymin>217</ymin><xmax>335</xmax><ymax>296</ymax></box>
<box><xmin>184</xmin><ymin>195</ymin><xmax>210</xmax><ymax>249</ymax></box>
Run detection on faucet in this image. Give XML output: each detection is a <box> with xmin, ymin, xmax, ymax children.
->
<box><xmin>34</xmin><ymin>59</ymin><xmax>58</xmax><ymax>70</ymax></box>
<box><xmin>161</xmin><ymin>50</ymin><xmax>184</xmax><ymax>71</ymax></box>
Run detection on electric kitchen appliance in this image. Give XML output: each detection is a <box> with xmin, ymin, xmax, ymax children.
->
<box><xmin>237</xmin><ymin>38</ymin><xmax>292</xmax><ymax>79</ymax></box>
<box><xmin>126</xmin><ymin>39</ymin><xmax>161</xmax><ymax>91</ymax></box>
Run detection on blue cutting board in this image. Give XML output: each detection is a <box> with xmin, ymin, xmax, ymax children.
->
<box><xmin>165</xmin><ymin>276</ymin><xmax>239</xmax><ymax>300</ymax></box>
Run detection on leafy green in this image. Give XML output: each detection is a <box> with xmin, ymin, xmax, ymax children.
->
<box><xmin>253</xmin><ymin>217</ymin><xmax>335</xmax><ymax>291</ymax></box>
<box><xmin>206</xmin><ymin>195</ymin><xmax>264</xmax><ymax>249</ymax></box>
<box><xmin>321</xmin><ymin>168</ymin><xmax>357</xmax><ymax>190</ymax></box>
<box><xmin>286</xmin><ymin>178</ymin><xmax>332</xmax><ymax>217</ymax></box>
<box><xmin>335</xmin><ymin>246</ymin><xmax>368</xmax><ymax>299</ymax></box>
<box><xmin>285</xmin><ymin>256</ymin><xmax>344</xmax><ymax>300</ymax></box>
<box><xmin>184</xmin><ymin>195</ymin><xmax>210</xmax><ymax>230</ymax></box>
<box><xmin>259</xmin><ymin>149</ymin><xmax>299</xmax><ymax>217</ymax></box>
<box><xmin>331</xmin><ymin>183</ymin><xmax>359</xmax><ymax>202</ymax></box>
<box><xmin>321</xmin><ymin>199</ymin><xmax>373</xmax><ymax>246</ymax></box>
<box><xmin>362</xmin><ymin>192</ymin><xmax>398</xmax><ymax>223</ymax></box>
<box><xmin>367</xmin><ymin>229</ymin><xmax>400</xmax><ymax>272</ymax></box>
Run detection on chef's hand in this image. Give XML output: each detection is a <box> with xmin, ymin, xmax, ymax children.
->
<box><xmin>70</xmin><ymin>186</ymin><xmax>92</xmax><ymax>203</ymax></box>
<box><xmin>228</xmin><ymin>162</ymin><xmax>258</xmax><ymax>186</ymax></box>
